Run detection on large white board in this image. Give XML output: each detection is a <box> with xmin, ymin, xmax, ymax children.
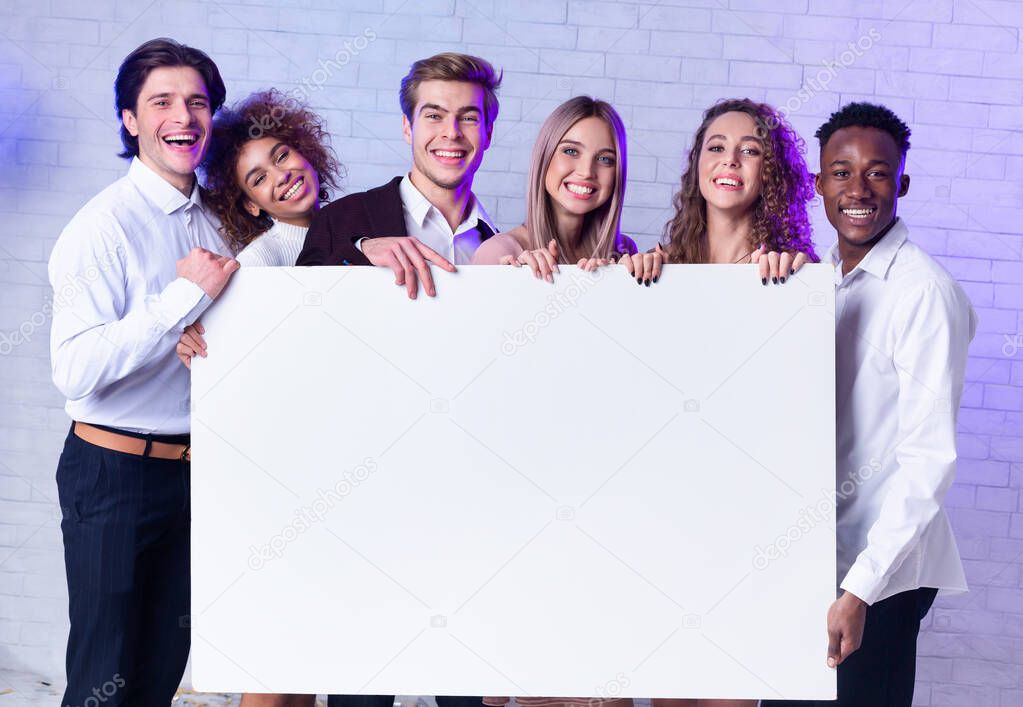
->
<box><xmin>191</xmin><ymin>264</ymin><xmax>837</xmax><ymax>701</ymax></box>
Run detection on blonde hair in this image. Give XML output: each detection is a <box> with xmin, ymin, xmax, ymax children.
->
<box><xmin>525</xmin><ymin>96</ymin><xmax>629</xmax><ymax>263</ymax></box>
<box><xmin>399</xmin><ymin>52</ymin><xmax>502</xmax><ymax>128</ymax></box>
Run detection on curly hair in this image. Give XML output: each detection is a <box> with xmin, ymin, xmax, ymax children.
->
<box><xmin>663</xmin><ymin>98</ymin><xmax>817</xmax><ymax>264</ymax></box>
<box><xmin>816</xmin><ymin>101</ymin><xmax>911</xmax><ymax>156</ymax></box>
<box><xmin>202</xmin><ymin>89</ymin><xmax>343</xmax><ymax>252</ymax></box>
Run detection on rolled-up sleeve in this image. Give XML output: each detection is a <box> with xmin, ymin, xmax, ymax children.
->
<box><xmin>48</xmin><ymin>215</ymin><xmax>210</xmax><ymax>401</ymax></box>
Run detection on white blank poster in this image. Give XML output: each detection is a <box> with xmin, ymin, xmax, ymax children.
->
<box><xmin>191</xmin><ymin>264</ymin><xmax>836</xmax><ymax>701</ymax></box>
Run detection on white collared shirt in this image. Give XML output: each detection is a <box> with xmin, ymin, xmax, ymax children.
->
<box><xmin>829</xmin><ymin>218</ymin><xmax>976</xmax><ymax>605</ymax></box>
<box><xmin>398</xmin><ymin>173</ymin><xmax>496</xmax><ymax>264</ymax></box>
<box><xmin>48</xmin><ymin>157</ymin><xmax>230</xmax><ymax>434</ymax></box>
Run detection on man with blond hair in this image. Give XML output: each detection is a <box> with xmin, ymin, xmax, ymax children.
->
<box><xmin>297</xmin><ymin>52</ymin><xmax>501</xmax><ymax>297</ymax></box>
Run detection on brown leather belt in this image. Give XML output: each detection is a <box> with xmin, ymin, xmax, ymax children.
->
<box><xmin>74</xmin><ymin>422</ymin><xmax>191</xmax><ymax>462</ymax></box>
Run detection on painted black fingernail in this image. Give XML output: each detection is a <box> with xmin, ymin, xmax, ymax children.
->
<box><xmin>772</xmin><ymin>277</ymin><xmax>778</xmax><ymax>284</ymax></box>
<box><xmin>653</xmin><ymin>276</ymin><xmax>659</xmax><ymax>283</ymax></box>
<box><xmin>780</xmin><ymin>276</ymin><xmax>786</xmax><ymax>283</ymax></box>
<box><xmin>762</xmin><ymin>278</ymin><xmax>767</xmax><ymax>286</ymax></box>
<box><xmin>636</xmin><ymin>277</ymin><xmax>642</xmax><ymax>285</ymax></box>
<box><xmin>644</xmin><ymin>279</ymin><xmax>650</xmax><ymax>287</ymax></box>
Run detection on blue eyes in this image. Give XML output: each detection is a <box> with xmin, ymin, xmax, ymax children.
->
<box><xmin>561</xmin><ymin>147</ymin><xmax>615</xmax><ymax>166</ymax></box>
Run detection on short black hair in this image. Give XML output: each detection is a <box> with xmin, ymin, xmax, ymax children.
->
<box><xmin>815</xmin><ymin>102</ymin><xmax>911</xmax><ymax>156</ymax></box>
<box><xmin>114</xmin><ymin>37</ymin><xmax>226</xmax><ymax>158</ymax></box>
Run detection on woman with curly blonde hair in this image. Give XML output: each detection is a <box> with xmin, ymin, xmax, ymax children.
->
<box><xmin>658</xmin><ymin>98</ymin><xmax>817</xmax><ymax>276</ymax></box>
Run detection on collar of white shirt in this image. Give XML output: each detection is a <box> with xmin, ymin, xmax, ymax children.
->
<box><xmin>128</xmin><ymin>157</ymin><xmax>202</xmax><ymax>215</ymax></box>
<box><xmin>399</xmin><ymin>173</ymin><xmax>495</xmax><ymax>236</ymax></box>
<box><xmin>826</xmin><ymin>217</ymin><xmax>909</xmax><ymax>283</ymax></box>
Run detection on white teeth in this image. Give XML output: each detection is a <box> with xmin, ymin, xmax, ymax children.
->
<box><xmin>434</xmin><ymin>150</ymin><xmax>465</xmax><ymax>158</ymax></box>
<box><xmin>164</xmin><ymin>134</ymin><xmax>197</xmax><ymax>144</ymax></box>
<box><xmin>715</xmin><ymin>177</ymin><xmax>740</xmax><ymax>187</ymax></box>
<box><xmin>282</xmin><ymin>179</ymin><xmax>303</xmax><ymax>201</ymax></box>
<box><xmin>565</xmin><ymin>183</ymin><xmax>594</xmax><ymax>195</ymax></box>
<box><xmin>842</xmin><ymin>208</ymin><xmax>875</xmax><ymax>217</ymax></box>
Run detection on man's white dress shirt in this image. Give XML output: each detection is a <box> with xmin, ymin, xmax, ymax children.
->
<box><xmin>397</xmin><ymin>174</ymin><xmax>495</xmax><ymax>264</ymax></box>
<box><xmin>829</xmin><ymin>218</ymin><xmax>976</xmax><ymax>605</ymax></box>
<box><xmin>48</xmin><ymin>158</ymin><xmax>230</xmax><ymax>434</ymax></box>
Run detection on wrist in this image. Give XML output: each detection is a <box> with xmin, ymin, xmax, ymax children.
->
<box><xmin>841</xmin><ymin>590</ymin><xmax>867</xmax><ymax>608</ymax></box>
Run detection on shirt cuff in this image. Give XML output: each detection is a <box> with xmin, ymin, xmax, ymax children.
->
<box><xmin>157</xmin><ymin>277</ymin><xmax>210</xmax><ymax>331</ymax></box>
<box><xmin>839</xmin><ymin>562</ymin><xmax>885</xmax><ymax>606</ymax></box>
<box><xmin>355</xmin><ymin>237</ymin><xmax>367</xmax><ymax>253</ymax></box>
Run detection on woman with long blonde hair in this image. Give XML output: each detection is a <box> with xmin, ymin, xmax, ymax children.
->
<box><xmin>472</xmin><ymin>95</ymin><xmax>637</xmax><ymax>275</ymax></box>
<box><xmin>474</xmin><ymin>95</ymin><xmax>636</xmax><ymax>707</ymax></box>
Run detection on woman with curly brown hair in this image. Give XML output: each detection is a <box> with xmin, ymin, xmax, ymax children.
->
<box><xmin>665</xmin><ymin>98</ymin><xmax>816</xmax><ymax>273</ymax></box>
<box><xmin>635</xmin><ymin>100</ymin><xmax>817</xmax><ymax>707</ymax></box>
<box><xmin>176</xmin><ymin>89</ymin><xmax>343</xmax><ymax>376</ymax></box>
<box><xmin>619</xmin><ymin>98</ymin><xmax>817</xmax><ymax>286</ymax></box>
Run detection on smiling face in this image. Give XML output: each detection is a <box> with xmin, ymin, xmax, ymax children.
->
<box><xmin>816</xmin><ymin>125</ymin><xmax>910</xmax><ymax>250</ymax></box>
<box><xmin>543</xmin><ymin>116</ymin><xmax>617</xmax><ymax>220</ymax></box>
<box><xmin>234</xmin><ymin>137</ymin><xmax>320</xmax><ymax>226</ymax></box>
<box><xmin>697</xmin><ymin>110</ymin><xmax>765</xmax><ymax>215</ymax></box>
<box><xmin>122</xmin><ymin>65</ymin><xmax>212</xmax><ymax>193</ymax></box>
<box><xmin>402</xmin><ymin>79</ymin><xmax>491</xmax><ymax>192</ymax></box>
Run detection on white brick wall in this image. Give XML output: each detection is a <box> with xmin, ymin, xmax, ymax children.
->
<box><xmin>1</xmin><ymin>0</ymin><xmax>1020</xmax><ymax>701</ymax></box>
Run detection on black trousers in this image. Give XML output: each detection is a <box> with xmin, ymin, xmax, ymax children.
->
<box><xmin>56</xmin><ymin>424</ymin><xmax>192</xmax><ymax>706</ymax></box>
<box><xmin>763</xmin><ymin>586</ymin><xmax>938</xmax><ymax>707</ymax></box>
<box><xmin>327</xmin><ymin>696</ymin><xmax>483</xmax><ymax>707</ymax></box>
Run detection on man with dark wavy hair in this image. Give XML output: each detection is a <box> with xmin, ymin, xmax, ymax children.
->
<box><xmin>48</xmin><ymin>38</ymin><xmax>236</xmax><ymax>705</ymax></box>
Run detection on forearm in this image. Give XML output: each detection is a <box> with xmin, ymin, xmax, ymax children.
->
<box><xmin>51</xmin><ymin>277</ymin><xmax>209</xmax><ymax>400</ymax></box>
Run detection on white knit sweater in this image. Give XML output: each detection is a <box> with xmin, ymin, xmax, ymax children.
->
<box><xmin>235</xmin><ymin>219</ymin><xmax>308</xmax><ymax>267</ymax></box>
